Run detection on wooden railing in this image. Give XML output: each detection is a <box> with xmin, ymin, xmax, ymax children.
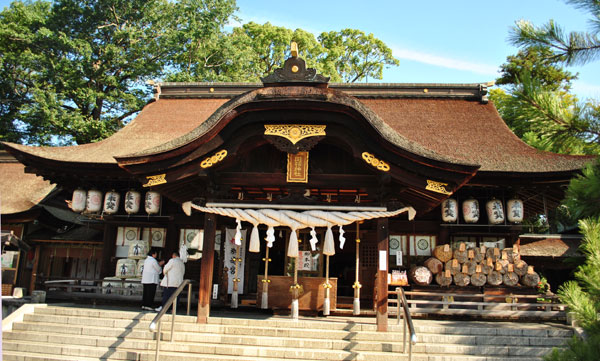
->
<box><xmin>388</xmin><ymin>288</ymin><xmax>566</xmax><ymax>319</ymax></box>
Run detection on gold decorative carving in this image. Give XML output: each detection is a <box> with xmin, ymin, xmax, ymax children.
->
<box><xmin>361</xmin><ymin>152</ymin><xmax>390</xmax><ymax>172</ymax></box>
<box><xmin>287</xmin><ymin>151</ymin><xmax>309</xmax><ymax>183</ymax></box>
<box><xmin>264</xmin><ymin>124</ymin><xmax>326</xmax><ymax>145</ymax></box>
<box><xmin>200</xmin><ymin>149</ymin><xmax>228</xmax><ymax>169</ymax></box>
<box><xmin>425</xmin><ymin>180</ymin><xmax>452</xmax><ymax>195</ymax></box>
<box><xmin>143</xmin><ymin>174</ymin><xmax>166</xmax><ymax>187</ymax></box>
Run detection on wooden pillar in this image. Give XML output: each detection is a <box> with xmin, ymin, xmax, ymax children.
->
<box><xmin>100</xmin><ymin>224</ymin><xmax>117</xmax><ymax>278</ymax></box>
<box><xmin>198</xmin><ymin>213</ymin><xmax>216</xmax><ymax>323</ymax></box>
<box><xmin>29</xmin><ymin>245</ymin><xmax>41</xmax><ymax>293</ymax></box>
<box><xmin>376</xmin><ymin>217</ymin><xmax>389</xmax><ymax>332</ymax></box>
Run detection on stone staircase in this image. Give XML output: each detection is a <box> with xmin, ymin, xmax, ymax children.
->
<box><xmin>2</xmin><ymin>304</ymin><xmax>573</xmax><ymax>361</ymax></box>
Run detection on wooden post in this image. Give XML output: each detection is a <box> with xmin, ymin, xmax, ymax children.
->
<box><xmin>261</xmin><ymin>246</ymin><xmax>270</xmax><ymax>309</ymax></box>
<box><xmin>376</xmin><ymin>217</ymin><xmax>389</xmax><ymax>332</ymax></box>
<box><xmin>231</xmin><ymin>245</ymin><xmax>240</xmax><ymax>308</ymax></box>
<box><xmin>353</xmin><ymin>221</ymin><xmax>361</xmax><ymax>315</ymax></box>
<box><xmin>198</xmin><ymin>213</ymin><xmax>216</xmax><ymax>323</ymax></box>
<box><xmin>29</xmin><ymin>245</ymin><xmax>41</xmax><ymax>293</ymax></box>
<box><xmin>100</xmin><ymin>224</ymin><xmax>117</xmax><ymax>278</ymax></box>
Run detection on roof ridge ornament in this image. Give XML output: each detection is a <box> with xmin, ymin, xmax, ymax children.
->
<box><xmin>261</xmin><ymin>42</ymin><xmax>330</xmax><ymax>86</ymax></box>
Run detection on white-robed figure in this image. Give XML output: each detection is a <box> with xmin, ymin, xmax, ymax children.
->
<box><xmin>141</xmin><ymin>249</ymin><xmax>164</xmax><ymax>311</ymax></box>
<box><xmin>156</xmin><ymin>251</ymin><xmax>185</xmax><ymax>312</ymax></box>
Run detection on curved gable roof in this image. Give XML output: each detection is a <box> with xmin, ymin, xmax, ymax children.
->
<box><xmin>2</xmin><ymin>82</ymin><xmax>593</xmax><ymax>175</ymax></box>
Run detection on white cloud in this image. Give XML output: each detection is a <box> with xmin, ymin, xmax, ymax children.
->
<box><xmin>392</xmin><ymin>47</ymin><xmax>499</xmax><ymax>77</ymax></box>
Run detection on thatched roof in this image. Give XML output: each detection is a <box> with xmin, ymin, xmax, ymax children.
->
<box><xmin>0</xmin><ymin>151</ymin><xmax>55</xmax><ymax>215</ymax></box>
<box><xmin>2</xmin><ymin>82</ymin><xmax>593</xmax><ymax>174</ymax></box>
<box><xmin>519</xmin><ymin>234</ymin><xmax>583</xmax><ymax>258</ymax></box>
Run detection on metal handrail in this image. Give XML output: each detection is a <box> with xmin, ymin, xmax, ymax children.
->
<box><xmin>396</xmin><ymin>287</ymin><xmax>417</xmax><ymax>361</ymax></box>
<box><xmin>149</xmin><ymin>279</ymin><xmax>192</xmax><ymax>361</ymax></box>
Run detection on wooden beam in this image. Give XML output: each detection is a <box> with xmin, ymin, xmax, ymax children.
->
<box><xmin>198</xmin><ymin>213</ymin><xmax>216</xmax><ymax>323</ymax></box>
<box><xmin>376</xmin><ymin>217</ymin><xmax>389</xmax><ymax>332</ymax></box>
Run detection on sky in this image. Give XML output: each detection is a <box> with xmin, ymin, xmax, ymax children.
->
<box><xmin>233</xmin><ymin>0</ymin><xmax>600</xmax><ymax>100</ymax></box>
<box><xmin>1</xmin><ymin>0</ymin><xmax>599</xmax><ymax>100</ymax></box>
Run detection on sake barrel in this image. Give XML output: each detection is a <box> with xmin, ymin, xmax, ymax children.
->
<box><xmin>124</xmin><ymin>279</ymin><xmax>143</xmax><ymax>296</ymax></box>
<box><xmin>102</xmin><ymin>277</ymin><xmax>122</xmax><ymax>295</ymax></box>
<box><xmin>116</xmin><ymin>259</ymin><xmax>136</xmax><ymax>278</ymax></box>
<box><xmin>136</xmin><ymin>259</ymin><xmax>145</xmax><ymax>278</ymax></box>
<box><xmin>128</xmin><ymin>240</ymin><xmax>149</xmax><ymax>259</ymax></box>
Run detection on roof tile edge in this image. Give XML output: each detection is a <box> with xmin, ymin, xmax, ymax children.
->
<box><xmin>157</xmin><ymin>82</ymin><xmax>492</xmax><ymax>102</ymax></box>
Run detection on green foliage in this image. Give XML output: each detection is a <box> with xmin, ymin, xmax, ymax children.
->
<box><xmin>490</xmin><ymin>74</ymin><xmax>600</xmax><ymax>155</ymax></box>
<box><xmin>1</xmin><ymin>2</ymin><xmax>398</xmax><ymax>144</ymax></box>
<box><xmin>495</xmin><ymin>46</ymin><xmax>577</xmax><ymax>91</ymax></box>
<box><xmin>0</xmin><ymin>0</ymin><xmax>237</xmax><ymax>145</ymax></box>
<box><xmin>544</xmin><ymin>333</ymin><xmax>600</xmax><ymax>361</ymax></box>
<box><xmin>564</xmin><ymin>161</ymin><xmax>600</xmax><ymax>219</ymax></box>
<box><xmin>510</xmin><ymin>0</ymin><xmax>600</xmax><ymax>66</ymax></box>
<box><xmin>318</xmin><ymin>29</ymin><xmax>399</xmax><ymax>83</ymax></box>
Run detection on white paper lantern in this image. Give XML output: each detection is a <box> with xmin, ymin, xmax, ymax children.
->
<box><xmin>103</xmin><ymin>190</ymin><xmax>120</xmax><ymax>215</ymax></box>
<box><xmin>441</xmin><ymin>198</ymin><xmax>458</xmax><ymax>222</ymax></box>
<box><xmin>71</xmin><ymin>188</ymin><xmax>87</xmax><ymax>213</ymax></box>
<box><xmin>462</xmin><ymin>198</ymin><xmax>479</xmax><ymax>223</ymax></box>
<box><xmin>507</xmin><ymin>198</ymin><xmax>524</xmax><ymax>223</ymax></box>
<box><xmin>85</xmin><ymin>189</ymin><xmax>103</xmax><ymax>213</ymax></box>
<box><xmin>145</xmin><ymin>191</ymin><xmax>161</xmax><ymax>215</ymax></box>
<box><xmin>486</xmin><ymin>198</ymin><xmax>505</xmax><ymax>224</ymax></box>
<box><xmin>124</xmin><ymin>190</ymin><xmax>141</xmax><ymax>214</ymax></box>
<box><xmin>115</xmin><ymin>258</ymin><xmax>137</xmax><ymax>278</ymax></box>
<box><xmin>128</xmin><ymin>240</ymin><xmax>149</xmax><ymax>259</ymax></box>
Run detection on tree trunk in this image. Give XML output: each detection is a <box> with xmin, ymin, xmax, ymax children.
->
<box><xmin>471</xmin><ymin>272</ymin><xmax>487</xmax><ymax>287</ymax></box>
<box><xmin>454</xmin><ymin>273</ymin><xmax>471</xmax><ymax>287</ymax></box>
<box><xmin>424</xmin><ymin>257</ymin><xmax>443</xmax><ymax>274</ymax></box>
<box><xmin>409</xmin><ymin>266</ymin><xmax>433</xmax><ymax>286</ymax></box>
<box><xmin>487</xmin><ymin>271</ymin><xmax>503</xmax><ymax>286</ymax></box>
<box><xmin>444</xmin><ymin>259</ymin><xmax>461</xmax><ymax>275</ymax></box>
<box><xmin>503</xmin><ymin>272</ymin><xmax>519</xmax><ymax>287</ymax></box>
<box><xmin>435</xmin><ymin>272</ymin><xmax>452</xmax><ymax>287</ymax></box>
<box><xmin>433</xmin><ymin>245</ymin><xmax>453</xmax><ymax>263</ymax></box>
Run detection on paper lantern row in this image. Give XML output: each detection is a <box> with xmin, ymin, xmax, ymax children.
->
<box><xmin>441</xmin><ymin>198</ymin><xmax>523</xmax><ymax>224</ymax></box>
<box><xmin>71</xmin><ymin>189</ymin><xmax>161</xmax><ymax>215</ymax></box>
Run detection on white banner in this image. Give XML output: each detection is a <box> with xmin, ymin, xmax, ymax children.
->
<box><xmin>224</xmin><ymin>228</ymin><xmax>247</xmax><ymax>294</ymax></box>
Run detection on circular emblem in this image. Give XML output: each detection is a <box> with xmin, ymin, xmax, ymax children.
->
<box><xmin>417</xmin><ymin>238</ymin><xmax>429</xmax><ymax>251</ymax></box>
<box><xmin>125</xmin><ymin>230</ymin><xmax>137</xmax><ymax>241</ymax></box>
<box><xmin>186</xmin><ymin>232</ymin><xmax>196</xmax><ymax>243</ymax></box>
<box><xmin>289</xmin><ymin>127</ymin><xmax>301</xmax><ymax>141</ymax></box>
<box><xmin>389</xmin><ymin>237</ymin><xmax>400</xmax><ymax>250</ymax></box>
<box><xmin>152</xmin><ymin>231</ymin><xmax>163</xmax><ymax>242</ymax></box>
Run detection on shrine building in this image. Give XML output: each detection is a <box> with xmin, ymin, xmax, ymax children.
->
<box><xmin>1</xmin><ymin>50</ymin><xmax>593</xmax><ymax>328</ymax></box>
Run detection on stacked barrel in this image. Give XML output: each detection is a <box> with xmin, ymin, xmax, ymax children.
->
<box><xmin>409</xmin><ymin>243</ymin><xmax>540</xmax><ymax>288</ymax></box>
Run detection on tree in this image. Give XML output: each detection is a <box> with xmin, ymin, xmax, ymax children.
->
<box><xmin>490</xmin><ymin>0</ymin><xmax>600</xmax><ymax>155</ymax></box>
<box><xmin>510</xmin><ymin>0</ymin><xmax>600</xmax><ymax>66</ymax></box>
<box><xmin>0</xmin><ymin>0</ymin><xmax>236</xmax><ymax>145</ymax></box>
<box><xmin>318</xmin><ymin>29</ymin><xmax>399</xmax><ymax>83</ymax></box>
<box><xmin>495</xmin><ymin>46</ymin><xmax>577</xmax><ymax>92</ymax></box>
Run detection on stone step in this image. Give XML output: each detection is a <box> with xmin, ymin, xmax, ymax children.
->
<box><xmin>25</xmin><ymin>310</ymin><xmax>574</xmax><ymax>345</ymax></box>
<box><xmin>1</xmin><ymin>339</ymin><xmax>548</xmax><ymax>361</ymax></box>
<box><xmin>3</xmin><ymin>326</ymin><xmax>565</xmax><ymax>359</ymax></box>
<box><xmin>12</xmin><ymin>317</ymin><xmax>568</xmax><ymax>353</ymax></box>
<box><xmin>3</xmin><ymin>305</ymin><xmax>569</xmax><ymax>361</ymax></box>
